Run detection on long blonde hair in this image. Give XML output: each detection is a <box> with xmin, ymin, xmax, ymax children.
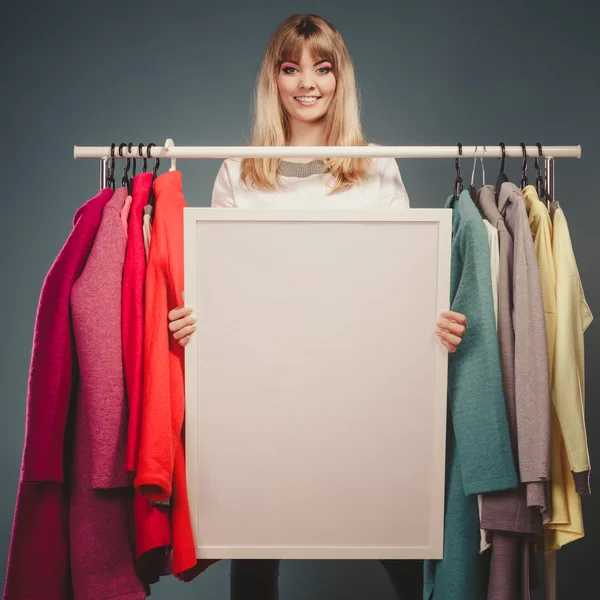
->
<box><xmin>240</xmin><ymin>13</ymin><xmax>371</xmax><ymax>194</ymax></box>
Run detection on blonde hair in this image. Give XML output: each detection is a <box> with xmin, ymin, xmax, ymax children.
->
<box><xmin>240</xmin><ymin>13</ymin><xmax>371</xmax><ymax>194</ymax></box>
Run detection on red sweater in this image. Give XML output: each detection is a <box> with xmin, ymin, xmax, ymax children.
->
<box><xmin>121</xmin><ymin>173</ymin><xmax>172</xmax><ymax>573</ymax></box>
<box><xmin>134</xmin><ymin>171</ymin><xmax>215</xmax><ymax>577</ymax></box>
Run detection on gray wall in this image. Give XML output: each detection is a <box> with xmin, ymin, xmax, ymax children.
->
<box><xmin>1</xmin><ymin>1</ymin><xmax>598</xmax><ymax>598</ymax></box>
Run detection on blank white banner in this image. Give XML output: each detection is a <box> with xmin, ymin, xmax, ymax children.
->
<box><xmin>184</xmin><ymin>208</ymin><xmax>451</xmax><ymax>560</ymax></box>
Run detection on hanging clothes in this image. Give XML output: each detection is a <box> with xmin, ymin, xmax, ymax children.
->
<box><xmin>123</xmin><ymin>172</ymin><xmax>154</xmax><ymax>473</ymax></box>
<box><xmin>122</xmin><ymin>172</ymin><xmax>173</xmax><ymax>581</ymax></box>
<box><xmin>477</xmin><ymin>184</ymin><xmax>544</xmax><ymax>600</ymax></box>
<box><xmin>134</xmin><ymin>170</ymin><xmax>216</xmax><ymax>578</ymax></box>
<box><xmin>497</xmin><ymin>182</ymin><xmax>551</xmax><ymax>510</ymax></box>
<box><xmin>477</xmin><ymin>217</ymin><xmax>500</xmax><ymax>555</ymax></box>
<box><xmin>521</xmin><ymin>185</ymin><xmax>571</xmax><ymax>549</ymax></box>
<box><xmin>69</xmin><ymin>186</ymin><xmax>145</xmax><ymax>599</ymax></box>
<box><xmin>544</xmin><ymin>199</ymin><xmax>593</xmax><ymax>550</ymax></box>
<box><xmin>3</xmin><ymin>188</ymin><xmax>113</xmax><ymax>600</ymax></box>
<box><xmin>424</xmin><ymin>189</ymin><xmax>518</xmax><ymax>600</ymax></box>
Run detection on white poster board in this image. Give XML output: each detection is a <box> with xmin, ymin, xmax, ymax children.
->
<box><xmin>184</xmin><ymin>208</ymin><xmax>452</xmax><ymax>560</ymax></box>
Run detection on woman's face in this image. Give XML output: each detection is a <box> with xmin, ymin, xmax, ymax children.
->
<box><xmin>277</xmin><ymin>41</ymin><xmax>336</xmax><ymax>124</ymax></box>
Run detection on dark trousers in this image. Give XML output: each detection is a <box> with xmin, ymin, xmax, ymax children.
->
<box><xmin>230</xmin><ymin>559</ymin><xmax>423</xmax><ymax>600</ymax></box>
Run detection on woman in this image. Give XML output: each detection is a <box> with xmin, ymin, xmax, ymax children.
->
<box><xmin>169</xmin><ymin>13</ymin><xmax>467</xmax><ymax>600</ymax></box>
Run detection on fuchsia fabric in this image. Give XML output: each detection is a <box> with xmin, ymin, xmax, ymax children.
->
<box><xmin>4</xmin><ymin>189</ymin><xmax>113</xmax><ymax>599</ymax></box>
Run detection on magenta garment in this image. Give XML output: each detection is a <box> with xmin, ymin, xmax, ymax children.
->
<box><xmin>21</xmin><ymin>188</ymin><xmax>114</xmax><ymax>482</ymax></box>
<box><xmin>123</xmin><ymin>173</ymin><xmax>153</xmax><ymax>473</ymax></box>
<box><xmin>4</xmin><ymin>189</ymin><xmax>113</xmax><ymax>600</ymax></box>
<box><xmin>69</xmin><ymin>187</ymin><xmax>145</xmax><ymax>599</ymax></box>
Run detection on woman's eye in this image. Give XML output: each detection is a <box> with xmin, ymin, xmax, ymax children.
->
<box><xmin>282</xmin><ymin>66</ymin><xmax>332</xmax><ymax>74</ymax></box>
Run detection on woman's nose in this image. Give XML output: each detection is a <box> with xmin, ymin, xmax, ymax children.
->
<box><xmin>299</xmin><ymin>75</ymin><xmax>315</xmax><ymax>89</ymax></box>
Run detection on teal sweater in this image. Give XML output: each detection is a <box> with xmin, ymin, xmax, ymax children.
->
<box><xmin>424</xmin><ymin>191</ymin><xmax>518</xmax><ymax>600</ymax></box>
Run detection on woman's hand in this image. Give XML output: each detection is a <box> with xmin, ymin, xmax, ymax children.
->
<box><xmin>436</xmin><ymin>311</ymin><xmax>467</xmax><ymax>353</ymax></box>
<box><xmin>168</xmin><ymin>305</ymin><xmax>196</xmax><ymax>347</ymax></box>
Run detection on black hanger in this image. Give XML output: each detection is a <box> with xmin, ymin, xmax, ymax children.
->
<box><xmin>118</xmin><ymin>143</ymin><xmax>127</xmax><ymax>190</ymax></box>
<box><xmin>534</xmin><ymin>142</ymin><xmax>546</xmax><ymax>200</ymax></box>
<box><xmin>107</xmin><ymin>143</ymin><xmax>116</xmax><ymax>190</ymax></box>
<box><xmin>147</xmin><ymin>143</ymin><xmax>160</xmax><ymax>208</ymax></box>
<box><xmin>120</xmin><ymin>143</ymin><xmax>134</xmax><ymax>194</ymax></box>
<box><xmin>495</xmin><ymin>142</ymin><xmax>509</xmax><ymax>200</ymax></box>
<box><xmin>453</xmin><ymin>142</ymin><xmax>464</xmax><ymax>199</ymax></box>
<box><xmin>138</xmin><ymin>143</ymin><xmax>147</xmax><ymax>174</ymax></box>
<box><xmin>520</xmin><ymin>143</ymin><xmax>529</xmax><ymax>188</ymax></box>
<box><xmin>131</xmin><ymin>142</ymin><xmax>137</xmax><ymax>179</ymax></box>
<box><xmin>121</xmin><ymin>142</ymin><xmax>135</xmax><ymax>196</ymax></box>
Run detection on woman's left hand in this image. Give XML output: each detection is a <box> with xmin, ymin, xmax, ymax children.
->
<box><xmin>436</xmin><ymin>311</ymin><xmax>467</xmax><ymax>353</ymax></box>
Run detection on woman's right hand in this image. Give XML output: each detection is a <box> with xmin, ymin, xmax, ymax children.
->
<box><xmin>168</xmin><ymin>305</ymin><xmax>196</xmax><ymax>347</ymax></box>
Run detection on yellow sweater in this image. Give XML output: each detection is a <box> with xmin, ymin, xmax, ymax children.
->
<box><xmin>524</xmin><ymin>187</ymin><xmax>593</xmax><ymax>549</ymax></box>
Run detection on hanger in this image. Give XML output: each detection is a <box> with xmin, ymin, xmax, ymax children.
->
<box><xmin>139</xmin><ymin>143</ymin><xmax>147</xmax><ymax>173</ymax></box>
<box><xmin>107</xmin><ymin>143</ymin><xmax>116</xmax><ymax>191</ymax></box>
<box><xmin>121</xmin><ymin>143</ymin><xmax>134</xmax><ymax>195</ymax></box>
<box><xmin>534</xmin><ymin>142</ymin><xmax>546</xmax><ymax>200</ymax></box>
<box><xmin>147</xmin><ymin>143</ymin><xmax>160</xmax><ymax>208</ymax></box>
<box><xmin>118</xmin><ymin>143</ymin><xmax>127</xmax><ymax>190</ymax></box>
<box><xmin>520</xmin><ymin>143</ymin><xmax>529</xmax><ymax>189</ymax></box>
<box><xmin>469</xmin><ymin>145</ymin><xmax>486</xmax><ymax>202</ymax></box>
<box><xmin>131</xmin><ymin>142</ymin><xmax>137</xmax><ymax>179</ymax></box>
<box><xmin>453</xmin><ymin>142</ymin><xmax>464</xmax><ymax>198</ymax></box>
<box><xmin>495</xmin><ymin>142</ymin><xmax>509</xmax><ymax>200</ymax></box>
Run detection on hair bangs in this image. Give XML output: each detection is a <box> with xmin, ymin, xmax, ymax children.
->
<box><xmin>276</xmin><ymin>29</ymin><xmax>336</xmax><ymax>71</ymax></box>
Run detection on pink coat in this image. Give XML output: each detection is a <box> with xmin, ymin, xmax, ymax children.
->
<box><xmin>4</xmin><ymin>188</ymin><xmax>112</xmax><ymax>599</ymax></box>
<box><xmin>69</xmin><ymin>187</ymin><xmax>145</xmax><ymax>599</ymax></box>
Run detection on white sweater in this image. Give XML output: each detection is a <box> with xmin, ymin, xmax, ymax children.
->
<box><xmin>210</xmin><ymin>144</ymin><xmax>410</xmax><ymax>209</ymax></box>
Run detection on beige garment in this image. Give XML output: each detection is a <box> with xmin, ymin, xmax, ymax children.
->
<box><xmin>142</xmin><ymin>204</ymin><xmax>153</xmax><ymax>261</ymax></box>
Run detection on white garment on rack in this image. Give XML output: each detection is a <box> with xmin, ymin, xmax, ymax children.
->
<box><xmin>477</xmin><ymin>218</ymin><xmax>500</xmax><ymax>553</ymax></box>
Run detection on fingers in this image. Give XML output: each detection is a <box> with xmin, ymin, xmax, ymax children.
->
<box><xmin>168</xmin><ymin>314</ymin><xmax>196</xmax><ymax>333</ymax></box>
<box><xmin>172</xmin><ymin>322</ymin><xmax>196</xmax><ymax>340</ymax></box>
<box><xmin>439</xmin><ymin>337</ymin><xmax>456</xmax><ymax>353</ymax></box>
<box><xmin>168</xmin><ymin>305</ymin><xmax>193</xmax><ymax>322</ymax></box>
<box><xmin>441</xmin><ymin>311</ymin><xmax>467</xmax><ymax>326</ymax></box>
<box><xmin>178</xmin><ymin>335</ymin><xmax>191</xmax><ymax>347</ymax></box>
<box><xmin>436</xmin><ymin>328</ymin><xmax>461</xmax><ymax>349</ymax></box>
<box><xmin>437</xmin><ymin>319</ymin><xmax>466</xmax><ymax>337</ymax></box>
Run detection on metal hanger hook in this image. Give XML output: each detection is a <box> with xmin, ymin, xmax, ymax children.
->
<box><xmin>471</xmin><ymin>145</ymin><xmax>478</xmax><ymax>187</ymax></box>
<box><xmin>520</xmin><ymin>142</ymin><xmax>528</xmax><ymax>187</ymax></box>
<box><xmin>139</xmin><ymin>143</ymin><xmax>147</xmax><ymax>173</ymax></box>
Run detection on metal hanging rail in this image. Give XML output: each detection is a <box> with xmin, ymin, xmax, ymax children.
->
<box><xmin>74</xmin><ymin>140</ymin><xmax>582</xmax><ymax>160</ymax></box>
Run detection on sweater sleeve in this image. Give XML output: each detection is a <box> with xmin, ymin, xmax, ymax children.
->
<box><xmin>448</xmin><ymin>219</ymin><xmax>518</xmax><ymax>496</ymax></box>
<box><xmin>211</xmin><ymin>160</ymin><xmax>235</xmax><ymax>208</ymax></box>
<box><xmin>379</xmin><ymin>157</ymin><xmax>410</xmax><ymax>208</ymax></box>
<box><xmin>552</xmin><ymin>208</ymin><xmax>593</xmax><ymax>494</ymax></box>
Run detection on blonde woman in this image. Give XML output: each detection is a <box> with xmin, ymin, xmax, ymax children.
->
<box><xmin>169</xmin><ymin>13</ymin><xmax>467</xmax><ymax>600</ymax></box>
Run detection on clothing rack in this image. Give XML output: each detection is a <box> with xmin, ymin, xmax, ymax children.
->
<box><xmin>74</xmin><ymin>139</ymin><xmax>572</xmax><ymax>600</ymax></box>
<box><xmin>73</xmin><ymin>140</ymin><xmax>581</xmax><ymax>159</ymax></box>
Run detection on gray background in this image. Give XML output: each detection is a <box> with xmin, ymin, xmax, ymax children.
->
<box><xmin>1</xmin><ymin>0</ymin><xmax>598</xmax><ymax>598</ymax></box>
